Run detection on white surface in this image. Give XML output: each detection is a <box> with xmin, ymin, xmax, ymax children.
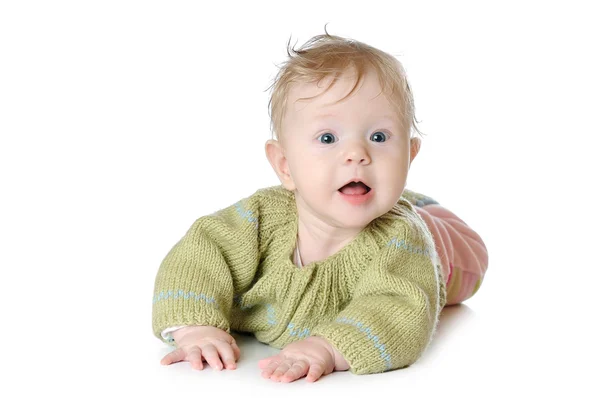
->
<box><xmin>1</xmin><ymin>1</ymin><xmax>598</xmax><ymax>396</ymax></box>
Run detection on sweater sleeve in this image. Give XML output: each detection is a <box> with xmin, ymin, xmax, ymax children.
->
<box><xmin>310</xmin><ymin>218</ymin><xmax>445</xmax><ymax>375</ymax></box>
<box><xmin>151</xmin><ymin>196</ymin><xmax>262</xmax><ymax>343</ymax></box>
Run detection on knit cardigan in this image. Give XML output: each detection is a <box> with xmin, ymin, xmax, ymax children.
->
<box><xmin>152</xmin><ymin>186</ymin><xmax>447</xmax><ymax>375</ymax></box>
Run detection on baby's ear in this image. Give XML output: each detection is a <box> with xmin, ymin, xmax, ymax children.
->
<box><xmin>265</xmin><ymin>139</ymin><xmax>296</xmax><ymax>190</ymax></box>
<box><xmin>409</xmin><ymin>137</ymin><xmax>421</xmax><ymax>165</ymax></box>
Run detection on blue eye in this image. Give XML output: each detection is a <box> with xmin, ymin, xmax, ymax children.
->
<box><xmin>370</xmin><ymin>131</ymin><xmax>387</xmax><ymax>142</ymax></box>
<box><xmin>318</xmin><ymin>132</ymin><xmax>336</xmax><ymax>144</ymax></box>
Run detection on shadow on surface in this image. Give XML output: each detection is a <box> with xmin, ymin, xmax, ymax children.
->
<box><xmin>424</xmin><ymin>303</ymin><xmax>477</xmax><ymax>355</ymax></box>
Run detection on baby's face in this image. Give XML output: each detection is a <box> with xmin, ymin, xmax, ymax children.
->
<box><xmin>278</xmin><ymin>68</ymin><xmax>416</xmax><ymax>229</ymax></box>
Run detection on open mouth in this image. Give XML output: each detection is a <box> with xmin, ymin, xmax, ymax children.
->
<box><xmin>338</xmin><ymin>181</ymin><xmax>372</xmax><ymax>195</ymax></box>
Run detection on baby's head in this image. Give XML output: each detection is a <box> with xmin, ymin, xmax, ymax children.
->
<box><xmin>265</xmin><ymin>33</ymin><xmax>422</xmax><ymax>229</ymax></box>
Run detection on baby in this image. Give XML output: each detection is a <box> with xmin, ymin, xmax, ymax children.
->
<box><xmin>152</xmin><ymin>33</ymin><xmax>488</xmax><ymax>383</ymax></box>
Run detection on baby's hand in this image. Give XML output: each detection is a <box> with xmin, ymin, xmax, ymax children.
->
<box><xmin>160</xmin><ymin>325</ymin><xmax>240</xmax><ymax>371</ymax></box>
<box><xmin>258</xmin><ymin>336</ymin><xmax>338</xmax><ymax>383</ymax></box>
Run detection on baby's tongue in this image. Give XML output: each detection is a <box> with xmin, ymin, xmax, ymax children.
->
<box><xmin>340</xmin><ymin>182</ymin><xmax>368</xmax><ymax>195</ymax></box>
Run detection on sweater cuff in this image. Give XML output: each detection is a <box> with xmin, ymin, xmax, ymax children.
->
<box><xmin>311</xmin><ymin>317</ymin><xmax>392</xmax><ymax>375</ymax></box>
<box><xmin>152</xmin><ymin>290</ymin><xmax>230</xmax><ymax>341</ymax></box>
<box><xmin>161</xmin><ymin>326</ymin><xmax>185</xmax><ymax>342</ymax></box>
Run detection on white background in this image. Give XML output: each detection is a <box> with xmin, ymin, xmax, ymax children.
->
<box><xmin>1</xmin><ymin>0</ymin><xmax>598</xmax><ymax>396</ymax></box>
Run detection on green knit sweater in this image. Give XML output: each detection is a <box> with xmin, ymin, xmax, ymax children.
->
<box><xmin>152</xmin><ymin>186</ymin><xmax>447</xmax><ymax>375</ymax></box>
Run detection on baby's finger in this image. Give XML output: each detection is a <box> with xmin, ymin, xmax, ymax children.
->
<box><xmin>214</xmin><ymin>341</ymin><xmax>238</xmax><ymax>370</ymax></box>
<box><xmin>258</xmin><ymin>356</ymin><xmax>278</xmax><ymax>369</ymax></box>
<box><xmin>282</xmin><ymin>360</ymin><xmax>309</xmax><ymax>383</ymax></box>
<box><xmin>306</xmin><ymin>362</ymin><xmax>326</xmax><ymax>383</ymax></box>
<box><xmin>271</xmin><ymin>359</ymin><xmax>293</xmax><ymax>381</ymax></box>
<box><xmin>231</xmin><ymin>340</ymin><xmax>241</xmax><ymax>361</ymax></box>
<box><xmin>260</xmin><ymin>358</ymin><xmax>281</xmax><ymax>379</ymax></box>
<box><xmin>187</xmin><ymin>346</ymin><xmax>204</xmax><ymax>370</ymax></box>
<box><xmin>160</xmin><ymin>348</ymin><xmax>185</xmax><ymax>365</ymax></box>
<box><xmin>201</xmin><ymin>344</ymin><xmax>224</xmax><ymax>370</ymax></box>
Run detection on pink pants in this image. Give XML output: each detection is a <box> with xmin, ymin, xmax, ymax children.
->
<box><xmin>403</xmin><ymin>190</ymin><xmax>488</xmax><ymax>305</ymax></box>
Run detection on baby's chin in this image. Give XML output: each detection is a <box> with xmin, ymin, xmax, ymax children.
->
<box><xmin>331</xmin><ymin>212</ymin><xmax>382</xmax><ymax>230</ymax></box>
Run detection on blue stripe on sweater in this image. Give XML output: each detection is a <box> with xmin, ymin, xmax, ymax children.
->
<box><xmin>287</xmin><ymin>323</ymin><xmax>311</xmax><ymax>338</ymax></box>
<box><xmin>266</xmin><ymin>304</ymin><xmax>277</xmax><ymax>325</ymax></box>
<box><xmin>152</xmin><ymin>290</ymin><xmax>219</xmax><ymax>309</ymax></box>
<box><xmin>234</xmin><ymin>301</ymin><xmax>310</xmax><ymax>339</ymax></box>
<box><xmin>386</xmin><ymin>237</ymin><xmax>432</xmax><ymax>257</ymax></box>
<box><xmin>335</xmin><ymin>316</ymin><xmax>392</xmax><ymax>370</ymax></box>
<box><xmin>234</xmin><ymin>201</ymin><xmax>258</xmax><ymax>229</ymax></box>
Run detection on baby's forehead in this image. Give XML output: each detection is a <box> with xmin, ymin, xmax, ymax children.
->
<box><xmin>286</xmin><ymin>77</ymin><xmax>338</xmax><ymax>105</ymax></box>
<box><xmin>285</xmin><ymin>72</ymin><xmax>391</xmax><ymax>116</ymax></box>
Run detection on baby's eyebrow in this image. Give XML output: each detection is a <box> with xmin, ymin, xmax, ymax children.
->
<box><xmin>375</xmin><ymin>115</ymin><xmax>398</xmax><ymax>124</ymax></box>
<box><xmin>314</xmin><ymin>113</ymin><xmax>398</xmax><ymax>123</ymax></box>
<box><xmin>314</xmin><ymin>113</ymin><xmax>337</xmax><ymax>119</ymax></box>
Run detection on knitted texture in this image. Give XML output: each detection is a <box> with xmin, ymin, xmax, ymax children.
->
<box><xmin>152</xmin><ymin>186</ymin><xmax>446</xmax><ymax>375</ymax></box>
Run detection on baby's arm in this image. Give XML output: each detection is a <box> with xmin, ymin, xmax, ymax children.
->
<box><xmin>309</xmin><ymin>216</ymin><xmax>445</xmax><ymax>375</ymax></box>
<box><xmin>152</xmin><ymin>194</ymin><xmax>265</xmax><ymax>368</ymax></box>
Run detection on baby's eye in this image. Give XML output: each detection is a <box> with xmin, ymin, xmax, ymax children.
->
<box><xmin>318</xmin><ymin>132</ymin><xmax>337</xmax><ymax>144</ymax></box>
<box><xmin>370</xmin><ymin>131</ymin><xmax>387</xmax><ymax>143</ymax></box>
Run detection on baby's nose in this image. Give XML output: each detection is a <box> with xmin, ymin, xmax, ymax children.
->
<box><xmin>344</xmin><ymin>144</ymin><xmax>371</xmax><ymax>164</ymax></box>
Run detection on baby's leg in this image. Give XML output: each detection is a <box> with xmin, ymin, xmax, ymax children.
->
<box><xmin>402</xmin><ymin>190</ymin><xmax>488</xmax><ymax>305</ymax></box>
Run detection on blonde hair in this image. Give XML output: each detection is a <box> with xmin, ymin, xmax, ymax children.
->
<box><xmin>267</xmin><ymin>31</ymin><xmax>423</xmax><ymax>140</ymax></box>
